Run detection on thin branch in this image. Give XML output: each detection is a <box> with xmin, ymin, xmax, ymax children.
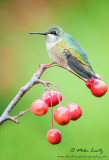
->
<box><xmin>10</xmin><ymin>108</ymin><xmax>31</xmax><ymax>123</ymax></box>
<box><xmin>0</xmin><ymin>64</ymin><xmax>48</xmax><ymax>125</ymax></box>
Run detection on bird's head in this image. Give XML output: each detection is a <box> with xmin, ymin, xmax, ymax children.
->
<box><xmin>45</xmin><ymin>26</ymin><xmax>64</xmax><ymax>43</ymax></box>
<box><xmin>29</xmin><ymin>26</ymin><xmax>64</xmax><ymax>43</ymax></box>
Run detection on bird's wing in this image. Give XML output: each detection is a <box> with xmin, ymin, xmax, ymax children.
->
<box><xmin>57</xmin><ymin>34</ymin><xmax>97</xmax><ymax>79</ymax></box>
<box><xmin>64</xmin><ymin>34</ymin><xmax>92</xmax><ymax>66</ymax></box>
<box><xmin>63</xmin><ymin>50</ymin><xmax>96</xmax><ymax>79</ymax></box>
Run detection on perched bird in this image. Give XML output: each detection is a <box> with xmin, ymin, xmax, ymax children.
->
<box><xmin>29</xmin><ymin>26</ymin><xmax>97</xmax><ymax>79</ymax></box>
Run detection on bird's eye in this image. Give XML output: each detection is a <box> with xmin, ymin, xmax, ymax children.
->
<box><xmin>51</xmin><ymin>31</ymin><xmax>56</xmax><ymax>35</ymax></box>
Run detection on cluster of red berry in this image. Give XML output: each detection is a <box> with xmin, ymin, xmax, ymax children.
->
<box><xmin>85</xmin><ymin>74</ymin><xmax>107</xmax><ymax>97</ymax></box>
<box><xmin>31</xmin><ymin>73</ymin><xmax>107</xmax><ymax>145</ymax></box>
<box><xmin>31</xmin><ymin>91</ymin><xmax>82</xmax><ymax>144</ymax></box>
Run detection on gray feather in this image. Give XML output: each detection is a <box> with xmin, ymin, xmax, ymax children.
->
<box><xmin>63</xmin><ymin>50</ymin><xmax>97</xmax><ymax>79</ymax></box>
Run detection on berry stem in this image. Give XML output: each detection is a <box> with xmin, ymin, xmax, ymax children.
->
<box><xmin>38</xmin><ymin>79</ymin><xmax>70</xmax><ymax>128</ymax></box>
<box><xmin>39</xmin><ymin>80</ymin><xmax>61</xmax><ymax>106</ymax></box>
<box><xmin>48</xmin><ymin>62</ymin><xmax>57</xmax><ymax>66</ymax></box>
<box><xmin>47</xmin><ymin>89</ymin><xmax>54</xmax><ymax>129</ymax></box>
<box><xmin>40</xmin><ymin>80</ymin><xmax>54</xmax><ymax>129</ymax></box>
<box><xmin>48</xmin><ymin>64</ymin><xmax>87</xmax><ymax>83</ymax></box>
<box><xmin>49</xmin><ymin>83</ymin><xmax>62</xmax><ymax>106</ymax></box>
<box><xmin>47</xmin><ymin>82</ymin><xmax>69</xmax><ymax>105</ymax></box>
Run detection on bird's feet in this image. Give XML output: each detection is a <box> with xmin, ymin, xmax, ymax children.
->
<box><xmin>48</xmin><ymin>62</ymin><xmax>57</xmax><ymax>67</ymax></box>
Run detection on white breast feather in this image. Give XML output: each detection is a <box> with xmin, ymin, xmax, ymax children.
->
<box><xmin>46</xmin><ymin>36</ymin><xmax>62</xmax><ymax>51</ymax></box>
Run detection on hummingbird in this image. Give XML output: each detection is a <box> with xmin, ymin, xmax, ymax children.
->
<box><xmin>29</xmin><ymin>26</ymin><xmax>97</xmax><ymax>79</ymax></box>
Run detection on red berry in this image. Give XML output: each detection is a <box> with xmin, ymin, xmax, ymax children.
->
<box><xmin>54</xmin><ymin>106</ymin><xmax>71</xmax><ymax>125</ymax></box>
<box><xmin>86</xmin><ymin>74</ymin><xmax>103</xmax><ymax>89</ymax></box>
<box><xmin>47</xmin><ymin>129</ymin><xmax>62</xmax><ymax>144</ymax></box>
<box><xmin>31</xmin><ymin>99</ymin><xmax>48</xmax><ymax>116</ymax></box>
<box><xmin>41</xmin><ymin>91</ymin><xmax>62</xmax><ymax>107</ymax></box>
<box><xmin>86</xmin><ymin>78</ymin><xmax>95</xmax><ymax>89</ymax></box>
<box><xmin>67</xmin><ymin>103</ymin><xmax>82</xmax><ymax>120</ymax></box>
<box><xmin>91</xmin><ymin>80</ymin><xmax>108</xmax><ymax>97</ymax></box>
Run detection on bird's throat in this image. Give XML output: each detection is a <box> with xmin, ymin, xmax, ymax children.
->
<box><xmin>46</xmin><ymin>38</ymin><xmax>62</xmax><ymax>51</ymax></box>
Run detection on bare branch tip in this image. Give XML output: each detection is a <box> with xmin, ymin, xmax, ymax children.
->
<box><xmin>9</xmin><ymin>117</ymin><xmax>19</xmax><ymax>124</ymax></box>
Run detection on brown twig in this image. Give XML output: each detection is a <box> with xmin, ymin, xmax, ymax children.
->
<box><xmin>0</xmin><ymin>64</ymin><xmax>48</xmax><ymax>125</ymax></box>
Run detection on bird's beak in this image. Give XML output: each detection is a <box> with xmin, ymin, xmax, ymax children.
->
<box><xmin>29</xmin><ymin>32</ymin><xmax>47</xmax><ymax>35</ymax></box>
